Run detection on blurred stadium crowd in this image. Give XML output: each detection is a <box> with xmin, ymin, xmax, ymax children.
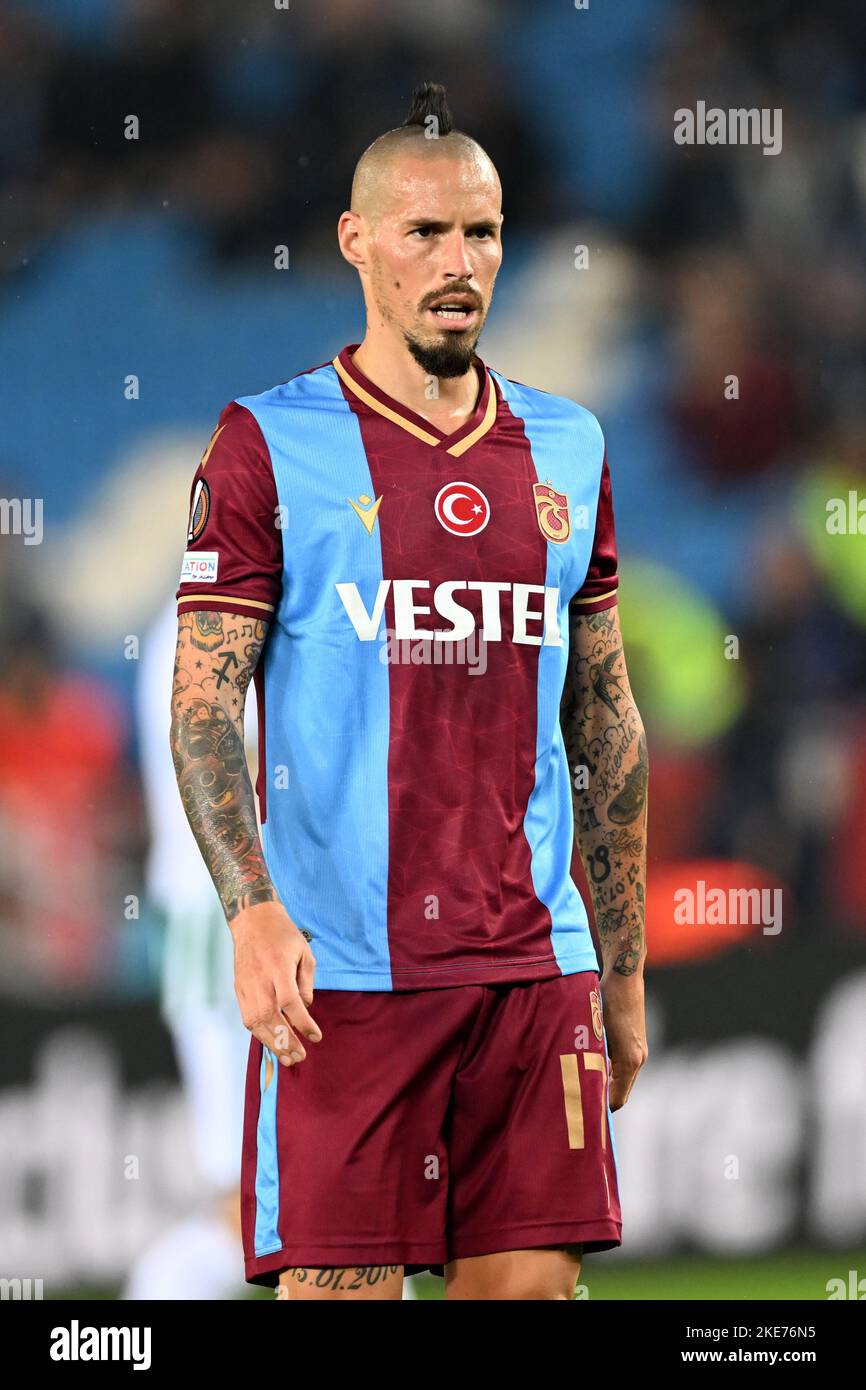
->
<box><xmin>1</xmin><ymin>0</ymin><xmax>865</xmax><ymax>996</ymax></box>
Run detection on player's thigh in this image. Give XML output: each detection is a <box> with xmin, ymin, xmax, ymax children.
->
<box><xmin>444</xmin><ymin>1245</ymin><xmax>582</xmax><ymax>1301</ymax></box>
<box><xmin>277</xmin><ymin>1264</ymin><xmax>404</xmax><ymax>1301</ymax></box>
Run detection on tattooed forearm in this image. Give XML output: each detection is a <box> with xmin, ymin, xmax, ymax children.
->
<box><xmin>608</xmin><ymin>736</ymin><xmax>648</xmax><ymax>823</ymax></box>
<box><xmin>170</xmin><ymin>610</ymin><xmax>276</xmax><ymax>921</ymax></box>
<box><xmin>561</xmin><ymin>605</ymin><xmax>648</xmax><ymax>978</ymax></box>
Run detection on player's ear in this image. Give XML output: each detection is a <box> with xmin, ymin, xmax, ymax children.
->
<box><xmin>337</xmin><ymin>210</ymin><xmax>367</xmax><ymax>270</ymax></box>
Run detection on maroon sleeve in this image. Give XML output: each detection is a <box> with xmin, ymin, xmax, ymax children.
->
<box><xmin>571</xmin><ymin>448</ymin><xmax>618</xmax><ymax>613</ymax></box>
<box><xmin>176</xmin><ymin>401</ymin><xmax>282</xmax><ymax>620</ymax></box>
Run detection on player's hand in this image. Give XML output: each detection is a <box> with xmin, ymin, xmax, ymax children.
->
<box><xmin>230</xmin><ymin>899</ymin><xmax>321</xmax><ymax>1066</ymax></box>
<box><xmin>599</xmin><ymin>969</ymin><xmax>648</xmax><ymax>1111</ymax></box>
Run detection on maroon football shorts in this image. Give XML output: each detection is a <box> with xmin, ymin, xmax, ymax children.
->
<box><xmin>241</xmin><ymin>969</ymin><xmax>622</xmax><ymax>1284</ymax></box>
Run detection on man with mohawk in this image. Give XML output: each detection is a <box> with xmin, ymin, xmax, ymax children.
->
<box><xmin>172</xmin><ymin>82</ymin><xmax>648</xmax><ymax>1301</ymax></box>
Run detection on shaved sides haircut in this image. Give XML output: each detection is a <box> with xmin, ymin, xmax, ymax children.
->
<box><xmin>351</xmin><ymin>82</ymin><xmax>500</xmax><ymax>219</ymax></box>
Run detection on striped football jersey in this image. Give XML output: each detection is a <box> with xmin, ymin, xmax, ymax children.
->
<box><xmin>177</xmin><ymin>344</ymin><xmax>618</xmax><ymax>991</ymax></box>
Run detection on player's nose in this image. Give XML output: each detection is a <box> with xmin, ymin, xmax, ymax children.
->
<box><xmin>440</xmin><ymin>229</ymin><xmax>475</xmax><ymax>279</ymax></box>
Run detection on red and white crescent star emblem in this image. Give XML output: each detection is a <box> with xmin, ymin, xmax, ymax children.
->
<box><xmin>434</xmin><ymin>481</ymin><xmax>490</xmax><ymax>537</ymax></box>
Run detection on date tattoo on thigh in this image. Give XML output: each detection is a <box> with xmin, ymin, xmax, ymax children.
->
<box><xmin>280</xmin><ymin>1266</ymin><xmax>401</xmax><ymax>1293</ymax></box>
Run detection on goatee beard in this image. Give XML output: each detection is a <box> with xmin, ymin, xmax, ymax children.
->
<box><xmin>403</xmin><ymin>330</ymin><xmax>480</xmax><ymax>379</ymax></box>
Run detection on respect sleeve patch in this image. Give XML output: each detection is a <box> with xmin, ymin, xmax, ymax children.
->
<box><xmin>180</xmin><ymin>550</ymin><xmax>219</xmax><ymax>583</ymax></box>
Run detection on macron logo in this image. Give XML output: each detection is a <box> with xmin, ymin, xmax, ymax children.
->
<box><xmin>50</xmin><ymin>1320</ymin><xmax>151</xmax><ymax>1371</ymax></box>
<box><xmin>336</xmin><ymin>579</ymin><xmax>562</xmax><ymax>646</ymax></box>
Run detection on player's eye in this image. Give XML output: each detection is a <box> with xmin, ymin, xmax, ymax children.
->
<box><xmin>410</xmin><ymin>226</ymin><xmax>436</xmax><ymax>238</ymax></box>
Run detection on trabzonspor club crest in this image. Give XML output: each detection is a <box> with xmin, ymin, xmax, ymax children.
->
<box><xmin>532</xmin><ymin>481</ymin><xmax>571</xmax><ymax>544</ymax></box>
<box><xmin>590</xmin><ymin>986</ymin><xmax>604</xmax><ymax>1041</ymax></box>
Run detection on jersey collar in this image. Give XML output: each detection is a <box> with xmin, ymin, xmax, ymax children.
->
<box><xmin>333</xmin><ymin>343</ymin><xmax>498</xmax><ymax>458</ymax></box>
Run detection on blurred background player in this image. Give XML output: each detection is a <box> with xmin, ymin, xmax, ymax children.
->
<box><xmin>123</xmin><ymin>594</ymin><xmax>255</xmax><ymax>1300</ymax></box>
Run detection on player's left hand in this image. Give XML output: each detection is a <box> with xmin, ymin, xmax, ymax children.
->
<box><xmin>599</xmin><ymin>969</ymin><xmax>648</xmax><ymax>1111</ymax></box>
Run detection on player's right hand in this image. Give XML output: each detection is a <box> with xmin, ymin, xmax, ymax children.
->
<box><xmin>230</xmin><ymin>900</ymin><xmax>321</xmax><ymax>1066</ymax></box>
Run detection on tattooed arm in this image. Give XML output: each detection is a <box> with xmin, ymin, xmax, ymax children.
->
<box><xmin>560</xmin><ymin>602</ymin><xmax>648</xmax><ymax>1108</ymax></box>
<box><xmin>170</xmin><ymin>610</ymin><xmax>320</xmax><ymax>1065</ymax></box>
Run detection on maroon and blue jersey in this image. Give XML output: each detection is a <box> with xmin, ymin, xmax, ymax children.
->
<box><xmin>177</xmin><ymin>344</ymin><xmax>618</xmax><ymax>991</ymax></box>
